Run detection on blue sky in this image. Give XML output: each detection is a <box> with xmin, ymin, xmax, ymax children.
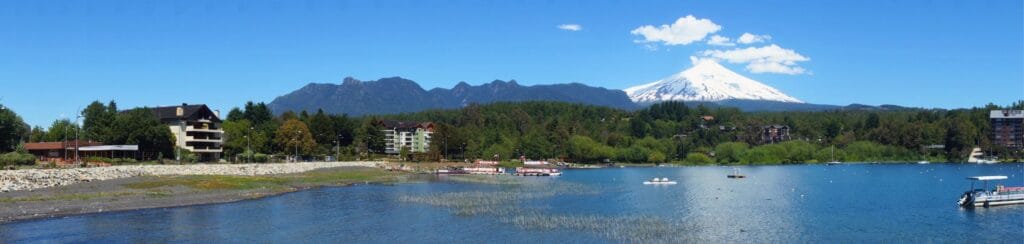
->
<box><xmin>1</xmin><ymin>0</ymin><xmax>1021</xmax><ymax>127</ymax></box>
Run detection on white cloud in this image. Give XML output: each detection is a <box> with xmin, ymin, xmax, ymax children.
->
<box><xmin>706</xmin><ymin>35</ymin><xmax>735</xmax><ymax>46</ymax></box>
<box><xmin>737</xmin><ymin>33</ymin><xmax>771</xmax><ymax>44</ymax></box>
<box><xmin>557</xmin><ymin>24</ymin><xmax>582</xmax><ymax>31</ymax></box>
<box><xmin>699</xmin><ymin>44</ymin><xmax>810</xmax><ymax>75</ymax></box>
<box><xmin>631</xmin><ymin>15</ymin><xmax>722</xmax><ymax>45</ymax></box>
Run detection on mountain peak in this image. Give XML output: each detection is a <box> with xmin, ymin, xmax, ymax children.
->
<box><xmin>624</xmin><ymin>60</ymin><xmax>803</xmax><ymax>104</ymax></box>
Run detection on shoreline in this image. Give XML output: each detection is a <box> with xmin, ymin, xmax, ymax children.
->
<box><xmin>0</xmin><ymin>166</ymin><xmax>409</xmax><ymax>224</ymax></box>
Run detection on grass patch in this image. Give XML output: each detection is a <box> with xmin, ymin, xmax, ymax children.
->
<box><xmin>123</xmin><ymin>168</ymin><xmax>397</xmax><ymax>191</ymax></box>
<box><xmin>125</xmin><ymin>175</ymin><xmax>289</xmax><ymax>190</ymax></box>
<box><xmin>0</xmin><ymin>191</ymin><xmax>135</xmax><ymax>203</ymax></box>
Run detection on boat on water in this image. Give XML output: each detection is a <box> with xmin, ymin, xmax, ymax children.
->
<box><xmin>916</xmin><ymin>160</ymin><xmax>930</xmax><ymax>164</ymax></box>
<box><xmin>825</xmin><ymin>145</ymin><xmax>841</xmax><ymax>165</ymax></box>
<box><xmin>514</xmin><ymin>167</ymin><xmax>561</xmax><ymax>176</ymax></box>
<box><xmin>643</xmin><ymin>177</ymin><xmax>677</xmax><ymax>185</ymax></box>
<box><xmin>463</xmin><ymin>166</ymin><xmax>506</xmax><ymax>175</ymax></box>
<box><xmin>957</xmin><ymin>175</ymin><xmax>1024</xmax><ymax>208</ymax></box>
<box><xmin>727</xmin><ymin>168</ymin><xmax>745</xmax><ymax>178</ymax></box>
<box><xmin>435</xmin><ymin>168</ymin><xmax>467</xmax><ymax>174</ymax></box>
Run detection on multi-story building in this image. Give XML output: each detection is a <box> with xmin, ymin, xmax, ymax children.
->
<box><xmin>990</xmin><ymin>110</ymin><xmax>1024</xmax><ymax>151</ymax></box>
<box><xmin>152</xmin><ymin>103</ymin><xmax>224</xmax><ymax>161</ymax></box>
<box><xmin>377</xmin><ymin>120</ymin><xmax>434</xmax><ymax>154</ymax></box>
<box><xmin>762</xmin><ymin>125</ymin><xmax>791</xmax><ymax>144</ymax></box>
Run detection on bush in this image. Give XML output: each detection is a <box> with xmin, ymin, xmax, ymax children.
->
<box><xmin>0</xmin><ymin>152</ymin><xmax>36</xmax><ymax>166</ymax></box>
<box><xmin>684</xmin><ymin>153</ymin><xmax>714</xmax><ymax>165</ymax></box>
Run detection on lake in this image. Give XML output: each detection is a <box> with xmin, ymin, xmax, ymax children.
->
<box><xmin>2</xmin><ymin>163</ymin><xmax>1022</xmax><ymax>243</ymax></box>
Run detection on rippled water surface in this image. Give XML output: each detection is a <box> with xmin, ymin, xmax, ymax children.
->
<box><xmin>2</xmin><ymin>163</ymin><xmax>1023</xmax><ymax>243</ymax></box>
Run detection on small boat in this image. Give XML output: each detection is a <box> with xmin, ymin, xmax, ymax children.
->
<box><xmin>727</xmin><ymin>168</ymin><xmax>745</xmax><ymax>178</ymax></box>
<box><xmin>958</xmin><ymin>175</ymin><xmax>1024</xmax><ymax>208</ymax></box>
<box><xmin>916</xmin><ymin>160</ymin><xmax>930</xmax><ymax>164</ymax></box>
<box><xmin>825</xmin><ymin>145</ymin><xmax>841</xmax><ymax>165</ymax></box>
<box><xmin>643</xmin><ymin>177</ymin><xmax>677</xmax><ymax>185</ymax></box>
<box><xmin>514</xmin><ymin>167</ymin><xmax>561</xmax><ymax>176</ymax></box>
<box><xmin>463</xmin><ymin>167</ymin><xmax>506</xmax><ymax>175</ymax></box>
<box><xmin>435</xmin><ymin>168</ymin><xmax>467</xmax><ymax>174</ymax></box>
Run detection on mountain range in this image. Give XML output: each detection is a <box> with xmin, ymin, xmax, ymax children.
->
<box><xmin>267</xmin><ymin>77</ymin><xmax>637</xmax><ymax>116</ymax></box>
<box><xmin>268</xmin><ymin>62</ymin><xmax>907</xmax><ymax>116</ymax></box>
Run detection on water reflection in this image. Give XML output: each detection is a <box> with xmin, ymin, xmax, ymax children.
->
<box><xmin>1</xmin><ymin>163</ymin><xmax>1021</xmax><ymax>243</ymax></box>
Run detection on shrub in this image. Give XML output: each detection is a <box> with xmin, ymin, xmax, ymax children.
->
<box><xmin>0</xmin><ymin>152</ymin><xmax>36</xmax><ymax>166</ymax></box>
<box><xmin>684</xmin><ymin>153</ymin><xmax>714</xmax><ymax>165</ymax></box>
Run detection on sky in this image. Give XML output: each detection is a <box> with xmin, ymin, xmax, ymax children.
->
<box><xmin>1</xmin><ymin>0</ymin><xmax>1022</xmax><ymax>127</ymax></box>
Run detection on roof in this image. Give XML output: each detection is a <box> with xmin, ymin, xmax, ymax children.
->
<box><xmin>990</xmin><ymin>110</ymin><xmax>1024</xmax><ymax>119</ymax></box>
<box><xmin>967</xmin><ymin>176</ymin><xmax>1008</xmax><ymax>181</ymax></box>
<box><xmin>24</xmin><ymin>140</ymin><xmax>104</xmax><ymax>150</ymax></box>
<box><xmin>150</xmin><ymin>103</ymin><xmax>222</xmax><ymax>123</ymax></box>
<box><xmin>763</xmin><ymin>124</ymin><xmax>789</xmax><ymax>129</ymax></box>
<box><xmin>78</xmin><ymin>145</ymin><xmax>139</xmax><ymax>151</ymax></box>
<box><xmin>376</xmin><ymin>120</ymin><xmax>434</xmax><ymax>130</ymax></box>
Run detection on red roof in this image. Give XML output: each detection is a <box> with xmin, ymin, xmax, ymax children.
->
<box><xmin>24</xmin><ymin>140</ymin><xmax>103</xmax><ymax>150</ymax></box>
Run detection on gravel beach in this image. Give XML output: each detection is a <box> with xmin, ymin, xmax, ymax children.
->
<box><xmin>0</xmin><ymin>161</ymin><xmax>381</xmax><ymax>192</ymax></box>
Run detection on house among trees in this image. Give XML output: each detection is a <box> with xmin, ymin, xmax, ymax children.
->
<box><xmin>151</xmin><ymin>104</ymin><xmax>224</xmax><ymax>161</ymax></box>
<box><xmin>761</xmin><ymin>125</ymin><xmax>791</xmax><ymax>144</ymax></box>
<box><xmin>374</xmin><ymin>120</ymin><xmax>434</xmax><ymax>154</ymax></box>
<box><xmin>990</xmin><ymin>110</ymin><xmax>1024</xmax><ymax>150</ymax></box>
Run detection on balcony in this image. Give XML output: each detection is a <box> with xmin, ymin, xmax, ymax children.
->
<box><xmin>185</xmin><ymin>126</ymin><xmax>224</xmax><ymax>134</ymax></box>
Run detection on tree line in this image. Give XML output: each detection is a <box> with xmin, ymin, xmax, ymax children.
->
<box><xmin>1</xmin><ymin>100</ymin><xmax>1022</xmax><ymax>165</ymax></box>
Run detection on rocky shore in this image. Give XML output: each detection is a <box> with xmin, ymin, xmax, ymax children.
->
<box><xmin>0</xmin><ymin>161</ymin><xmax>380</xmax><ymax>192</ymax></box>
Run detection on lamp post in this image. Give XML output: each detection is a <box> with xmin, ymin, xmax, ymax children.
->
<box><xmin>293</xmin><ymin>131</ymin><xmax>300</xmax><ymax>162</ymax></box>
<box><xmin>336</xmin><ymin>134</ymin><xmax>343</xmax><ymax>162</ymax></box>
<box><xmin>75</xmin><ymin>115</ymin><xmax>82</xmax><ymax>163</ymax></box>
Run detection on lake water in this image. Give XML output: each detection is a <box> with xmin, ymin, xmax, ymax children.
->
<box><xmin>2</xmin><ymin>163</ymin><xmax>1023</xmax><ymax>243</ymax></box>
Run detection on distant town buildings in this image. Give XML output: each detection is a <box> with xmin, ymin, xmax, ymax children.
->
<box><xmin>376</xmin><ymin>120</ymin><xmax>434</xmax><ymax>154</ymax></box>
<box><xmin>990</xmin><ymin>110</ymin><xmax>1023</xmax><ymax>151</ymax></box>
<box><xmin>761</xmin><ymin>125</ymin><xmax>791</xmax><ymax>144</ymax></box>
<box><xmin>151</xmin><ymin>104</ymin><xmax>224</xmax><ymax>161</ymax></box>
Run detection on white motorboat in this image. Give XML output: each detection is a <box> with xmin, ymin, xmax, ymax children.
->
<box><xmin>916</xmin><ymin>160</ymin><xmax>930</xmax><ymax>164</ymax></box>
<box><xmin>643</xmin><ymin>177</ymin><xmax>677</xmax><ymax>185</ymax></box>
<box><xmin>958</xmin><ymin>175</ymin><xmax>1024</xmax><ymax>208</ymax></box>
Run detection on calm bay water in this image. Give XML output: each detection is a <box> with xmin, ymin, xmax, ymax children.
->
<box><xmin>2</xmin><ymin>163</ymin><xmax>1023</xmax><ymax>243</ymax></box>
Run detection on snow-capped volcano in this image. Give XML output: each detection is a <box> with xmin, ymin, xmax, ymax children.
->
<box><xmin>624</xmin><ymin>60</ymin><xmax>803</xmax><ymax>103</ymax></box>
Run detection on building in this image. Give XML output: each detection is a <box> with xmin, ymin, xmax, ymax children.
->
<box><xmin>24</xmin><ymin>140</ymin><xmax>103</xmax><ymax>162</ymax></box>
<box><xmin>151</xmin><ymin>103</ymin><xmax>224</xmax><ymax>161</ymax></box>
<box><xmin>990</xmin><ymin>110</ymin><xmax>1024</xmax><ymax>151</ymax></box>
<box><xmin>762</xmin><ymin>125</ymin><xmax>791</xmax><ymax>144</ymax></box>
<box><xmin>376</xmin><ymin>120</ymin><xmax>434</xmax><ymax>154</ymax></box>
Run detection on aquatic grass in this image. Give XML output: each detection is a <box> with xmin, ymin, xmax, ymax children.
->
<box><xmin>395</xmin><ymin>178</ymin><xmax>689</xmax><ymax>242</ymax></box>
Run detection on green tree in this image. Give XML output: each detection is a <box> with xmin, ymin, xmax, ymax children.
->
<box><xmin>274</xmin><ymin>119</ymin><xmax>317</xmax><ymax>157</ymax></box>
<box><xmin>0</xmin><ymin>104</ymin><xmax>30</xmax><ymax>152</ymax></box>
<box><xmin>111</xmin><ymin>108</ymin><xmax>175</xmax><ymax>159</ymax></box>
<box><xmin>44</xmin><ymin>119</ymin><xmax>80</xmax><ymax>142</ymax></box>
<box><xmin>81</xmin><ymin>100</ymin><xmax>117</xmax><ymax>142</ymax></box>
<box><xmin>360</xmin><ymin>119</ymin><xmax>385</xmax><ymax>154</ymax></box>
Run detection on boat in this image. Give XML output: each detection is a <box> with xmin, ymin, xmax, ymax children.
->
<box><xmin>967</xmin><ymin>147</ymin><xmax>999</xmax><ymax>164</ymax></box>
<box><xmin>826</xmin><ymin>145</ymin><xmax>841</xmax><ymax>164</ymax></box>
<box><xmin>957</xmin><ymin>175</ymin><xmax>1024</xmax><ymax>208</ymax></box>
<box><xmin>916</xmin><ymin>160</ymin><xmax>930</xmax><ymax>164</ymax></box>
<box><xmin>435</xmin><ymin>168</ymin><xmax>467</xmax><ymax>174</ymax></box>
<box><xmin>514</xmin><ymin>167</ymin><xmax>561</xmax><ymax>176</ymax></box>
<box><xmin>463</xmin><ymin>166</ymin><xmax>506</xmax><ymax>175</ymax></box>
<box><xmin>727</xmin><ymin>168</ymin><xmax>745</xmax><ymax>178</ymax></box>
<box><xmin>643</xmin><ymin>177</ymin><xmax>677</xmax><ymax>185</ymax></box>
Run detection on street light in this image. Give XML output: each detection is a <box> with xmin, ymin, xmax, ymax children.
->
<box><xmin>75</xmin><ymin>114</ymin><xmax>82</xmax><ymax>164</ymax></box>
<box><xmin>294</xmin><ymin>131</ymin><xmax>300</xmax><ymax>162</ymax></box>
